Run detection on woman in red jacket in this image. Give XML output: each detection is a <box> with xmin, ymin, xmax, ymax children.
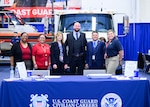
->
<box><xmin>32</xmin><ymin>34</ymin><xmax>50</xmax><ymax>70</ymax></box>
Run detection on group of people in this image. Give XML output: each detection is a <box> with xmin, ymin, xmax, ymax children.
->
<box><xmin>9</xmin><ymin>22</ymin><xmax>123</xmax><ymax>75</ymax></box>
<box><xmin>10</xmin><ymin>32</ymin><xmax>50</xmax><ymax>71</ymax></box>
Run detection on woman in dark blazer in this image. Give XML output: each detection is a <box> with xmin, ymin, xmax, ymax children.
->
<box><xmin>50</xmin><ymin>31</ymin><xmax>68</xmax><ymax>75</ymax></box>
<box><xmin>10</xmin><ymin>32</ymin><xmax>33</xmax><ymax>70</ymax></box>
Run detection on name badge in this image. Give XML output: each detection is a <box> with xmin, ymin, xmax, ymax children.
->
<box><xmin>45</xmin><ymin>61</ymin><xmax>48</xmax><ymax>66</ymax></box>
<box><xmin>59</xmin><ymin>56</ymin><xmax>63</xmax><ymax>62</ymax></box>
<box><xmin>92</xmin><ymin>55</ymin><xmax>95</xmax><ymax>60</ymax></box>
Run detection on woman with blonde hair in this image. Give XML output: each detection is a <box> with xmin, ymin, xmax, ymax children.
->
<box><xmin>50</xmin><ymin>31</ymin><xmax>68</xmax><ymax>75</ymax></box>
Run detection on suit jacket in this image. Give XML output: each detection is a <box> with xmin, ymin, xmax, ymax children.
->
<box><xmin>50</xmin><ymin>42</ymin><xmax>68</xmax><ymax>65</ymax></box>
<box><xmin>65</xmin><ymin>32</ymin><xmax>87</xmax><ymax>63</ymax></box>
<box><xmin>86</xmin><ymin>41</ymin><xmax>105</xmax><ymax>68</ymax></box>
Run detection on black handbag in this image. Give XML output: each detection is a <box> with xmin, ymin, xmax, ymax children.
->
<box><xmin>116</xmin><ymin>65</ymin><xmax>122</xmax><ymax>75</ymax></box>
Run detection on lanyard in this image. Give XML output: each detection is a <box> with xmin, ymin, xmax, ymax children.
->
<box><xmin>41</xmin><ymin>44</ymin><xmax>48</xmax><ymax>66</ymax></box>
<box><xmin>41</xmin><ymin>45</ymin><xmax>47</xmax><ymax>56</ymax></box>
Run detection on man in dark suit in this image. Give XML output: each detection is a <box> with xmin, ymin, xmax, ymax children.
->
<box><xmin>85</xmin><ymin>31</ymin><xmax>105</xmax><ymax>69</ymax></box>
<box><xmin>65</xmin><ymin>22</ymin><xmax>87</xmax><ymax>75</ymax></box>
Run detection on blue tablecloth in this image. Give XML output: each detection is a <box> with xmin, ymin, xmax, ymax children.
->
<box><xmin>0</xmin><ymin>76</ymin><xmax>150</xmax><ymax>107</ymax></box>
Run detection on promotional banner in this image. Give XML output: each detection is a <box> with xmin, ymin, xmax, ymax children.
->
<box><xmin>5</xmin><ymin>7</ymin><xmax>63</xmax><ymax>18</ymax></box>
<box><xmin>4</xmin><ymin>0</ymin><xmax>81</xmax><ymax>22</ymax></box>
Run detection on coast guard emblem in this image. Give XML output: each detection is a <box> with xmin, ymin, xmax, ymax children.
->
<box><xmin>29</xmin><ymin>94</ymin><xmax>49</xmax><ymax>107</ymax></box>
<box><xmin>101</xmin><ymin>93</ymin><xmax>122</xmax><ymax>107</ymax></box>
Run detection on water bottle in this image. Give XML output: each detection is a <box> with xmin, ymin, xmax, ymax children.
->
<box><xmin>15</xmin><ymin>66</ymin><xmax>20</xmax><ymax>78</ymax></box>
<box><xmin>10</xmin><ymin>68</ymin><xmax>14</xmax><ymax>78</ymax></box>
<box><xmin>134</xmin><ymin>69</ymin><xmax>139</xmax><ymax>77</ymax></box>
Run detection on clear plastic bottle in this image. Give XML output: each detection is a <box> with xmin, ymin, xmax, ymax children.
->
<box><xmin>15</xmin><ymin>66</ymin><xmax>20</xmax><ymax>78</ymax></box>
<box><xmin>10</xmin><ymin>69</ymin><xmax>14</xmax><ymax>78</ymax></box>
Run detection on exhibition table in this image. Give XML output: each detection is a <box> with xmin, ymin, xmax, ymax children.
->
<box><xmin>0</xmin><ymin>76</ymin><xmax>150</xmax><ymax>107</ymax></box>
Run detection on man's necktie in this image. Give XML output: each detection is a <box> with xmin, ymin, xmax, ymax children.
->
<box><xmin>93</xmin><ymin>41</ymin><xmax>97</xmax><ymax>48</ymax></box>
<box><xmin>76</xmin><ymin>32</ymin><xmax>78</xmax><ymax>40</ymax></box>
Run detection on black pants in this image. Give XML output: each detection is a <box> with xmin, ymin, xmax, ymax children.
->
<box><xmin>51</xmin><ymin>62</ymin><xmax>65</xmax><ymax>75</ymax></box>
<box><xmin>24</xmin><ymin>60</ymin><xmax>33</xmax><ymax>70</ymax></box>
<box><xmin>69</xmin><ymin>56</ymin><xmax>85</xmax><ymax>75</ymax></box>
<box><xmin>89</xmin><ymin>60</ymin><xmax>104</xmax><ymax>69</ymax></box>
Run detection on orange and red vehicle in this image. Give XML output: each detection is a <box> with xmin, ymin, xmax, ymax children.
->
<box><xmin>0</xmin><ymin>10</ymin><xmax>53</xmax><ymax>56</ymax></box>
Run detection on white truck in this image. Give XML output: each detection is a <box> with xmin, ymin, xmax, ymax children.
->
<box><xmin>54</xmin><ymin>10</ymin><xmax>129</xmax><ymax>41</ymax></box>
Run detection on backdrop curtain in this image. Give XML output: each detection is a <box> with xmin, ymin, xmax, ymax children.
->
<box><xmin>118</xmin><ymin>23</ymin><xmax>150</xmax><ymax>61</ymax></box>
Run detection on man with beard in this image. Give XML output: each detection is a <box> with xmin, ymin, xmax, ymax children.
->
<box><xmin>65</xmin><ymin>22</ymin><xmax>87</xmax><ymax>75</ymax></box>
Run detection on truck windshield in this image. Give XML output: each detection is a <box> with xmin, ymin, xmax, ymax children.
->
<box><xmin>58</xmin><ymin>14</ymin><xmax>114</xmax><ymax>32</ymax></box>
